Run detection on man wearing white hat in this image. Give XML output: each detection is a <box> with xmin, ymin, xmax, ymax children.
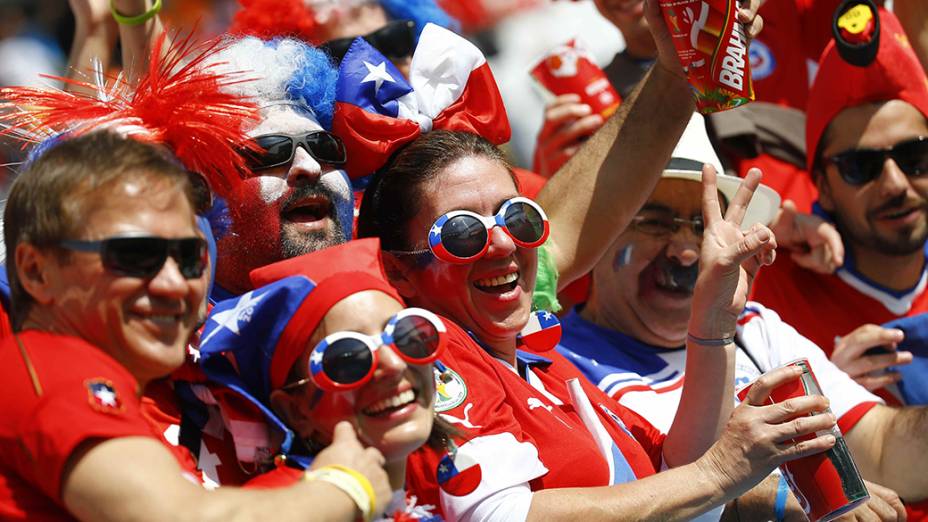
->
<box><xmin>556</xmin><ymin>113</ymin><xmax>913</xmax><ymax>519</ymax></box>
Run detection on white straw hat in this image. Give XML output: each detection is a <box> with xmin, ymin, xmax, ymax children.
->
<box><xmin>662</xmin><ymin>113</ymin><xmax>781</xmax><ymax>229</ymax></box>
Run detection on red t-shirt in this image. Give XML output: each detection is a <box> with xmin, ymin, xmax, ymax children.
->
<box><xmin>405</xmin><ymin>320</ymin><xmax>664</xmax><ymax>520</ymax></box>
<box><xmin>0</xmin><ymin>331</ymin><xmax>198</xmax><ymax>521</ymax></box>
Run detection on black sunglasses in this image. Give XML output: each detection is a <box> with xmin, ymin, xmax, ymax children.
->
<box><xmin>826</xmin><ymin>136</ymin><xmax>928</xmax><ymax>186</ymax></box>
<box><xmin>320</xmin><ymin>19</ymin><xmax>416</xmax><ymax>63</ymax></box>
<box><xmin>242</xmin><ymin>131</ymin><xmax>347</xmax><ymax>171</ymax></box>
<box><xmin>60</xmin><ymin>236</ymin><xmax>208</xmax><ymax>279</ymax></box>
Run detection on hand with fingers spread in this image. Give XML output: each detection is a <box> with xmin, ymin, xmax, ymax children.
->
<box><xmin>834</xmin><ymin>481</ymin><xmax>907</xmax><ymax>521</ymax></box>
<box><xmin>832</xmin><ymin>325</ymin><xmax>913</xmax><ymax>391</ymax></box>
<box><xmin>771</xmin><ymin>200</ymin><xmax>845</xmax><ymax>274</ymax></box>
<box><xmin>310</xmin><ymin>421</ymin><xmax>392</xmax><ymax>517</ymax></box>
<box><xmin>533</xmin><ymin>94</ymin><xmax>606</xmax><ymax>178</ymax></box>
<box><xmin>700</xmin><ymin>365</ymin><xmax>838</xmax><ymax>497</ymax></box>
<box><xmin>689</xmin><ymin>166</ymin><xmax>777</xmax><ymax>340</ymax></box>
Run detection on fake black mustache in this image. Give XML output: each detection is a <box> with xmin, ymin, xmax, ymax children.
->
<box><xmin>653</xmin><ymin>253</ymin><xmax>698</xmax><ymax>293</ymax></box>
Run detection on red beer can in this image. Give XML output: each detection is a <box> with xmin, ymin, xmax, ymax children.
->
<box><xmin>658</xmin><ymin>0</ymin><xmax>755</xmax><ymax>113</ymax></box>
<box><xmin>530</xmin><ymin>39</ymin><xmax>621</xmax><ymax>119</ymax></box>
<box><xmin>736</xmin><ymin>359</ymin><xmax>869</xmax><ymax>522</ymax></box>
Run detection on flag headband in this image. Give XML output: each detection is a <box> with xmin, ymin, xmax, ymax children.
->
<box><xmin>330</xmin><ymin>23</ymin><xmax>511</xmax><ymax>185</ymax></box>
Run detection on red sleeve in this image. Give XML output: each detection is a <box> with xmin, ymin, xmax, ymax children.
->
<box><xmin>4</xmin><ymin>334</ymin><xmax>157</xmax><ymax>503</ymax></box>
<box><xmin>837</xmin><ymin>401</ymin><xmax>880</xmax><ymax>435</ymax></box>
<box><xmin>0</xmin><ymin>304</ymin><xmax>11</xmax><ymax>341</ymax></box>
<box><xmin>244</xmin><ymin>465</ymin><xmax>302</xmax><ymax>489</ymax></box>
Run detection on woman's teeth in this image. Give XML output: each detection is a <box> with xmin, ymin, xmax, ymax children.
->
<box><xmin>363</xmin><ymin>389</ymin><xmax>416</xmax><ymax>416</ymax></box>
<box><xmin>474</xmin><ymin>272</ymin><xmax>519</xmax><ymax>290</ymax></box>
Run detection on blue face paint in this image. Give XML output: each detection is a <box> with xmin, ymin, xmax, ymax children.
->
<box><xmin>612</xmin><ymin>245</ymin><xmax>634</xmax><ymax>271</ymax></box>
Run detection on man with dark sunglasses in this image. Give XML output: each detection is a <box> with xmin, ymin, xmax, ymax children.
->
<box><xmin>556</xmin><ymin>116</ymin><xmax>925</xmax><ymax>520</ymax></box>
<box><xmin>751</xmin><ymin>7</ymin><xmax>928</xmax><ymax>414</ymax></box>
<box><xmin>0</xmin><ymin>131</ymin><xmax>392</xmax><ymax>521</ymax></box>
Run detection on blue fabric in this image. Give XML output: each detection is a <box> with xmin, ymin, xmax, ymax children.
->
<box><xmin>882</xmin><ymin>314</ymin><xmax>928</xmax><ymax>405</ymax></box>
<box><xmin>200</xmin><ymin>276</ymin><xmax>315</xmax><ymax>405</ymax></box>
<box><xmin>775</xmin><ymin>473</ymin><xmax>789</xmax><ymax>522</ymax></box>
<box><xmin>196</xmin><ymin>215</ymin><xmax>217</xmax><ymax>300</ymax></box>
<box><xmin>336</xmin><ymin>38</ymin><xmax>413</xmax><ymax>116</ymax></box>
<box><xmin>556</xmin><ymin>309</ymin><xmax>681</xmax><ymax>396</ymax></box>
<box><xmin>0</xmin><ymin>268</ymin><xmax>10</xmax><ymax>313</ymax></box>
<box><xmin>379</xmin><ymin>0</ymin><xmax>459</xmax><ymax>38</ymax></box>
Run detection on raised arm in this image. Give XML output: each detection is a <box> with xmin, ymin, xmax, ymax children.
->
<box><xmin>66</xmin><ymin>0</ymin><xmax>118</xmax><ymax>96</ymax></box>
<box><xmin>895</xmin><ymin>0</ymin><xmax>928</xmax><ymax>74</ymax></box>
<box><xmin>110</xmin><ymin>0</ymin><xmax>165</xmax><ymax>85</ymax></box>
<box><xmin>537</xmin><ymin>0</ymin><xmax>763</xmax><ymax>290</ymax></box>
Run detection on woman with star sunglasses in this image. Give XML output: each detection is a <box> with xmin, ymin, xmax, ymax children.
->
<box><xmin>197</xmin><ymin>239</ymin><xmax>453</xmax><ymax>520</ymax></box>
<box><xmin>356</xmin><ymin>129</ymin><xmax>841</xmax><ymax>521</ymax></box>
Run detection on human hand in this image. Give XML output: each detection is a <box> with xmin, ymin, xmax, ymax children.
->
<box><xmin>689</xmin><ymin>166</ymin><xmax>777</xmax><ymax>339</ymax></box>
<box><xmin>770</xmin><ymin>200</ymin><xmax>845</xmax><ymax>274</ymax></box>
<box><xmin>644</xmin><ymin>0</ymin><xmax>764</xmax><ymax>78</ymax></box>
<box><xmin>533</xmin><ymin>94</ymin><xmax>605</xmax><ymax>177</ymax></box>
<box><xmin>310</xmin><ymin>422</ymin><xmax>392</xmax><ymax>517</ymax></box>
<box><xmin>832</xmin><ymin>325</ymin><xmax>913</xmax><ymax>391</ymax></box>
<box><xmin>701</xmin><ymin>365</ymin><xmax>837</xmax><ymax>496</ymax></box>
<box><xmin>834</xmin><ymin>480</ymin><xmax>907</xmax><ymax>521</ymax></box>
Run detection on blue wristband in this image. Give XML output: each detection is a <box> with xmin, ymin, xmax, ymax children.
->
<box><xmin>774</xmin><ymin>474</ymin><xmax>790</xmax><ymax>522</ymax></box>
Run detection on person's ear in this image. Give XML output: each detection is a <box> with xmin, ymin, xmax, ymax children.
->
<box><xmin>270</xmin><ymin>389</ymin><xmax>314</xmax><ymax>437</ymax></box>
<box><xmin>382</xmin><ymin>252</ymin><xmax>419</xmax><ymax>299</ymax></box>
<box><xmin>15</xmin><ymin>243</ymin><xmax>57</xmax><ymax>306</ymax></box>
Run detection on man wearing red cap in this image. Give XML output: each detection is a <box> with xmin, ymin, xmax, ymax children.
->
<box><xmin>750</xmin><ymin>6</ymin><xmax>928</xmax><ymax>513</ymax></box>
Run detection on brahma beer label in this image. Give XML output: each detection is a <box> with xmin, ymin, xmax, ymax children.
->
<box><xmin>659</xmin><ymin>0</ymin><xmax>755</xmax><ymax>113</ymax></box>
<box><xmin>530</xmin><ymin>39</ymin><xmax>621</xmax><ymax>118</ymax></box>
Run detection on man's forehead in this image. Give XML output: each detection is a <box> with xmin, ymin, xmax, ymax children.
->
<box><xmin>248</xmin><ymin>105</ymin><xmax>323</xmax><ymax>136</ymax></box>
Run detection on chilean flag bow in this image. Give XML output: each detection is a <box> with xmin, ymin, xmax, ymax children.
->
<box><xmin>332</xmin><ymin>23</ymin><xmax>511</xmax><ymax>186</ymax></box>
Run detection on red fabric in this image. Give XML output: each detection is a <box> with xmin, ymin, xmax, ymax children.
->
<box><xmin>805</xmin><ymin>7</ymin><xmax>928</xmax><ymax>170</ymax></box>
<box><xmin>836</xmin><ymin>401</ymin><xmax>880</xmax><ymax>435</ymax></box>
<box><xmin>245</xmin><ymin>463</ymin><xmax>303</xmax><ymax>489</ymax></box>
<box><xmin>733</xmin><ymin>154</ymin><xmax>818</xmax><ymax>213</ymax></box>
<box><xmin>334</xmin><ymin>60</ymin><xmax>510</xmax><ymax>181</ymax></box>
<box><xmin>0</xmin><ymin>331</ymin><xmax>193</xmax><ymax>521</ymax></box>
<box><xmin>249</xmin><ymin>239</ymin><xmax>404</xmax><ymax>390</ymax></box>
<box><xmin>229</xmin><ymin>0</ymin><xmax>323</xmax><ymax>44</ymax></box>
<box><xmin>0</xmin><ymin>304</ymin><xmax>11</xmax><ymax>341</ymax></box>
<box><xmin>405</xmin><ymin>320</ymin><xmax>663</xmax><ymax>518</ymax></box>
<box><xmin>750</xmin><ymin>254</ymin><xmax>928</xmax><ymax>359</ymax></box>
<box><xmin>512</xmin><ymin>167</ymin><xmax>545</xmax><ymax>199</ymax></box>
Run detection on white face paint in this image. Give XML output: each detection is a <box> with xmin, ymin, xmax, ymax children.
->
<box><xmin>258</xmin><ymin>176</ymin><xmax>288</xmax><ymax>204</ymax></box>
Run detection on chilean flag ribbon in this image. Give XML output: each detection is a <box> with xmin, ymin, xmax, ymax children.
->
<box><xmin>332</xmin><ymin>22</ymin><xmax>511</xmax><ymax>185</ymax></box>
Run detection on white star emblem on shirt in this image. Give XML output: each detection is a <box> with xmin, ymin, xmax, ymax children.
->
<box><xmin>361</xmin><ymin>60</ymin><xmax>395</xmax><ymax>94</ymax></box>
<box><xmin>96</xmin><ymin>388</ymin><xmax>117</xmax><ymax>407</ymax></box>
<box><xmin>200</xmin><ymin>290</ymin><xmax>265</xmax><ymax>345</ymax></box>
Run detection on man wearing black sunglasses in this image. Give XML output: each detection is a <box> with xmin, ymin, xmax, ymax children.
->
<box><xmin>0</xmin><ymin>131</ymin><xmax>391</xmax><ymax>521</ymax></box>
<box><xmin>751</xmin><ymin>7</ymin><xmax>928</xmax><ymax>415</ymax></box>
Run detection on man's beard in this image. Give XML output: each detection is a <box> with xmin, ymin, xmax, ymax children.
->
<box><xmin>834</xmin><ymin>195</ymin><xmax>928</xmax><ymax>257</ymax></box>
<box><xmin>278</xmin><ymin>184</ymin><xmax>349</xmax><ymax>258</ymax></box>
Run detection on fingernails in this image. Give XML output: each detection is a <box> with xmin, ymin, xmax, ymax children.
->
<box><xmin>737</xmin><ymin>8</ymin><xmax>752</xmax><ymax>22</ymax></box>
<box><xmin>825</xmin><ymin>435</ymin><xmax>836</xmax><ymax>445</ymax></box>
<box><xmin>756</xmin><ymin>228</ymin><xmax>771</xmax><ymax>242</ymax></box>
<box><xmin>891</xmin><ymin>329</ymin><xmax>905</xmax><ymax>340</ymax></box>
<box><xmin>578</xmin><ymin>104</ymin><xmax>593</xmax><ymax>115</ymax></box>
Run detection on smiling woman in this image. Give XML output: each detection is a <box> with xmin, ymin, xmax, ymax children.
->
<box><xmin>196</xmin><ymin>238</ymin><xmax>452</xmax><ymax>519</ymax></box>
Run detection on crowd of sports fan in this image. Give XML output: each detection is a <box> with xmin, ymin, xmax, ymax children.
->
<box><xmin>1</xmin><ymin>0</ymin><xmax>927</xmax><ymax>520</ymax></box>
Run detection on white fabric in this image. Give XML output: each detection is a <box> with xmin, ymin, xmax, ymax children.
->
<box><xmin>408</xmin><ymin>24</ymin><xmax>486</xmax><ymax>119</ymax></box>
<box><xmin>439</xmin><ymin>432</ymin><xmax>548</xmax><ymax>522</ymax></box>
<box><xmin>458</xmin><ymin>484</ymin><xmax>534</xmax><ymax>522</ymax></box>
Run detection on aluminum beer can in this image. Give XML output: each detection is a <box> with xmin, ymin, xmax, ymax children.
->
<box><xmin>736</xmin><ymin>359</ymin><xmax>869</xmax><ymax>522</ymax></box>
<box><xmin>530</xmin><ymin>39</ymin><xmax>621</xmax><ymax>118</ymax></box>
<box><xmin>658</xmin><ymin>0</ymin><xmax>755</xmax><ymax>113</ymax></box>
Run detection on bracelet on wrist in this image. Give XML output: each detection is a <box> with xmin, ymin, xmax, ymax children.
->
<box><xmin>686</xmin><ymin>332</ymin><xmax>735</xmax><ymax>346</ymax></box>
<box><xmin>304</xmin><ymin>465</ymin><xmax>376</xmax><ymax>522</ymax></box>
<box><xmin>110</xmin><ymin>0</ymin><xmax>162</xmax><ymax>25</ymax></box>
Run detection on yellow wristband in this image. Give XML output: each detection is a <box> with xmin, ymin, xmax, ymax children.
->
<box><xmin>305</xmin><ymin>465</ymin><xmax>376</xmax><ymax>522</ymax></box>
<box><xmin>110</xmin><ymin>0</ymin><xmax>162</xmax><ymax>25</ymax></box>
